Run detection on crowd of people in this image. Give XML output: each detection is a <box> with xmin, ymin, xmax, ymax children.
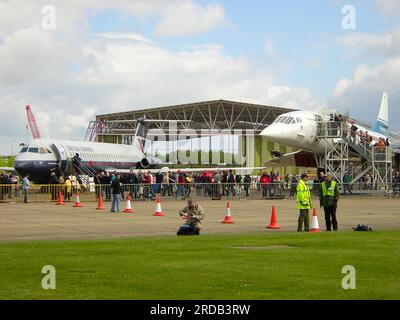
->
<box><xmin>46</xmin><ymin>168</ymin><xmax>297</xmax><ymax>202</ymax></box>
<box><xmin>2</xmin><ymin>166</ymin><xmax>400</xmax><ymax>203</ymax></box>
<box><xmin>0</xmin><ymin>172</ymin><xmax>20</xmax><ymax>200</ymax></box>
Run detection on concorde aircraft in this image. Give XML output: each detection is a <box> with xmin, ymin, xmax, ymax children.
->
<box><xmin>14</xmin><ymin>118</ymin><xmax>162</xmax><ymax>183</ymax></box>
<box><xmin>260</xmin><ymin>93</ymin><xmax>390</xmax><ymax>167</ymax></box>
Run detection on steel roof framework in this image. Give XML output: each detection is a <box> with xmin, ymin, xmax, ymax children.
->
<box><xmin>91</xmin><ymin>99</ymin><xmax>296</xmax><ymax>139</ymax></box>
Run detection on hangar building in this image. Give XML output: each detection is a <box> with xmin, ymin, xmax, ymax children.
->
<box><xmin>86</xmin><ymin>99</ymin><xmax>298</xmax><ymax>172</ymax></box>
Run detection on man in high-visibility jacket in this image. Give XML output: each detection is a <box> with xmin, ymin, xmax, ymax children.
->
<box><xmin>319</xmin><ymin>173</ymin><xmax>340</xmax><ymax>231</ymax></box>
<box><xmin>296</xmin><ymin>173</ymin><xmax>312</xmax><ymax>232</ymax></box>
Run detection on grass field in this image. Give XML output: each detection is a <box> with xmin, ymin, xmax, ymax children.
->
<box><xmin>0</xmin><ymin>231</ymin><xmax>399</xmax><ymax>300</ymax></box>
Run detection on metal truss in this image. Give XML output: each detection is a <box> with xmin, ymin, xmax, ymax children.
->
<box><xmin>91</xmin><ymin>100</ymin><xmax>295</xmax><ymax>142</ymax></box>
<box><xmin>372</xmin><ymin>147</ymin><xmax>393</xmax><ymax>189</ymax></box>
<box><xmin>317</xmin><ymin>120</ymin><xmax>349</xmax><ymax>183</ymax></box>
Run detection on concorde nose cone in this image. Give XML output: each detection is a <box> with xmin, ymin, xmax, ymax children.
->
<box><xmin>260</xmin><ymin>125</ymin><xmax>280</xmax><ymax>140</ymax></box>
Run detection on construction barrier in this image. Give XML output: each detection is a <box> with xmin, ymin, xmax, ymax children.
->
<box><xmin>0</xmin><ymin>182</ymin><xmax>398</xmax><ymax>203</ymax></box>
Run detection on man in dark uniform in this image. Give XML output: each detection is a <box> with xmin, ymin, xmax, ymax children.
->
<box><xmin>49</xmin><ymin>171</ymin><xmax>59</xmax><ymax>201</ymax></box>
<box><xmin>177</xmin><ymin>199</ymin><xmax>205</xmax><ymax>235</ymax></box>
<box><xmin>319</xmin><ymin>173</ymin><xmax>340</xmax><ymax>231</ymax></box>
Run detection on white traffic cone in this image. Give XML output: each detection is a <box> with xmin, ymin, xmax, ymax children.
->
<box><xmin>153</xmin><ymin>196</ymin><xmax>165</xmax><ymax>217</ymax></box>
<box><xmin>221</xmin><ymin>202</ymin><xmax>234</xmax><ymax>224</ymax></box>
<box><xmin>73</xmin><ymin>194</ymin><xmax>83</xmax><ymax>208</ymax></box>
<box><xmin>310</xmin><ymin>208</ymin><xmax>321</xmax><ymax>233</ymax></box>
<box><xmin>123</xmin><ymin>196</ymin><xmax>134</xmax><ymax>213</ymax></box>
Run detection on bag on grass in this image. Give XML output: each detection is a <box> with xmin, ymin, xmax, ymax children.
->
<box><xmin>177</xmin><ymin>225</ymin><xmax>200</xmax><ymax>236</ymax></box>
<box><xmin>352</xmin><ymin>224</ymin><xmax>373</xmax><ymax>232</ymax></box>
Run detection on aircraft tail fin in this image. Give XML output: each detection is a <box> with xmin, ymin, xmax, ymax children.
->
<box><xmin>134</xmin><ymin>118</ymin><xmax>148</xmax><ymax>153</ymax></box>
<box><xmin>372</xmin><ymin>92</ymin><xmax>389</xmax><ymax>135</ymax></box>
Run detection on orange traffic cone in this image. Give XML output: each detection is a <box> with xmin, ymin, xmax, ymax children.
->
<box><xmin>153</xmin><ymin>196</ymin><xmax>165</xmax><ymax>216</ymax></box>
<box><xmin>310</xmin><ymin>208</ymin><xmax>321</xmax><ymax>233</ymax></box>
<box><xmin>267</xmin><ymin>206</ymin><xmax>281</xmax><ymax>229</ymax></box>
<box><xmin>123</xmin><ymin>195</ymin><xmax>134</xmax><ymax>213</ymax></box>
<box><xmin>56</xmin><ymin>191</ymin><xmax>65</xmax><ymax>205</ymax></box>
<box><xmin>96</xmin><ymin>193</ymin><xmax>105</xmax><ymax>210</ymax></box>
<box><xmin>221</xmin><ymin>202</ymin><xmax>235</xmax><ymax>224</ymax></box>
<box><xmin>73</xmin><ymin>194</ymin><xmax>83</xmax><ymax>208</ymax></box>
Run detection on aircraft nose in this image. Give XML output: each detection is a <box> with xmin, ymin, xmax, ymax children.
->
<box><xmin>14</xmin><ymin>160</ymin><xmax>30</xmax><ymax>177</ymax></box>
<box><xmin>261</xmin><ymin>125</ymin><xmax>282</xmax><ymax>140</ymax></box>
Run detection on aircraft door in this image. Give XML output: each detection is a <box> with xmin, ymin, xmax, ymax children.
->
<box><xmin>50</xmin><ymin>143</ymin><xmax>70</xmax><ymax>174</ymax></box>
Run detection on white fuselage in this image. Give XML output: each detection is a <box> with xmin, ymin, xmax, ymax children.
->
<box><xmin>14</xmin><ymin>138</ymin><xmax>146</xmax><ymax>182</ymax></box>
<box><xmin>260</xmin><ymin>110</ymin><xmax>387</xmax><ymax>154</ymax></box>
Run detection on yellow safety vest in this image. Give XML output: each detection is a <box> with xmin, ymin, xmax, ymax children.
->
<box><xmin>322</xmin><ymin>181</ymin><xmax>336</xmax><ymax>197</ymax></box>
<box><xmin>296</xmin><ymin>179</ymin><xmax>312</xmax><ymax>209</ymax></box>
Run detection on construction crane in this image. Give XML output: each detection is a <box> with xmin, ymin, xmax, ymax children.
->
<box><xmin>25</xmin><ymin>105</ymin><xmax>41</xmax><ymax>139</ymax></box>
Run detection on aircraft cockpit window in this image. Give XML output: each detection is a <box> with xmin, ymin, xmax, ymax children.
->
<box><xmin>20</xmin><ymin>147</ymin><xmax>28</xmax><ymax>153</ymax></box>
<box><xmin>296</xmin><ymin>118</ymin><xmax>302</xmax><ymax>123</ymax></box>
<box><xmin>38</xmin><ymin>147</ymin><xmax>52</xmax><ymax>154</ymax></box>
<box><xmin>285</xmin><ymin>117</ymin><xmax>293</xmax><ymax>124</ymax></box>
<box><xmin>28</xmin><ymin>147</ymin><xmax>39</xmax><ymax>153</ymax></box>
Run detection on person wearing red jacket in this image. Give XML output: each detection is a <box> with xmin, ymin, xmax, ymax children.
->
<box><xmin>176</xmin><ymin>170</ymin><xmax>186</xmax><ymax>200</ymax></box>
<box><xmin>142</xmin><ymin>172</ymin><xmax>151</xmax><ymax>201</ymax></box>
<box><xmin>260</xmin><ymin>173</ymin><xmax>271</xmax><ymax>199</ymax></box>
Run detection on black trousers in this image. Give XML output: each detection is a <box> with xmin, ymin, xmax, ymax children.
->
<box><xmin>323</xmin><ymin>205</ymin><xmax>338</xmax><ymax>231</ymax></box>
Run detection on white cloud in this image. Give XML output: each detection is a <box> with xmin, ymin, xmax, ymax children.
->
<box><xmin>96</xmin><ymin>33</ymin><xmax>154</xmax><ymax>44</ymax></box>
<box><xmin>331</xmin><ymin>58</ymin><xmax>400</xmax><ymax>126</ymax></box>
<box><xmin>0</xmin><ymin>1</ymin><xmax>322</xmax><ymax>155</ymax></box>
<box><xmin>332</xmin><ymin>78</ymin><xmax>352</xmax><ymax>98</ymax></box>
<box><xmin>264</xmin><ymin>38</ymin><xmax>277</xmax><ymax>57</ymax></box>
<box><xmin>0</xmin><ymin>0</ymin><xmax>228</xmax><ymax>38</ymax></box>
<box><xmin>154</xmin><ymin>1</ymin><xmax>228</xmax><ymax>37</ymax></box>
<box><xmin>337</xmin><ymin>32</ymin><xmax>396</xmax><ymax>59</ymax></box>
<box><xmin>374</xmin><ymin>0</ymin><xmax>400</xmax><ymax>17</ymax></box>
<box><xmin>331</xmin><ymin>24</ymin><xmax>400</xmax><ymax>128</ymax></box>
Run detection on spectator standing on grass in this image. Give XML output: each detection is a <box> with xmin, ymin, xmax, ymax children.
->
<box><xmin>260</xmin><ymin>172</ymin><xmax>269</xmax><ymax>199</ymax></box>
<box><xmin>213</xmin><ymin>170</ymin><xmax>222</xmax><ymax>197</ymax></box>
<box><xmin>65</xmin><ymin>177</ymin><xmax>72</xmax><ymax>201</ymax></box>
<box><xmin>161</xmin><ymin>172</ymin><xmax>169</xmax><ymax>197</ymax></box>
<box><xmin>343</xmin><ymin>171</ymin><xmax>352</xmax><ymax>196</ymax></box>
<box><xmin>49</xmin><ymin>171</ymin><xmax>59</xmax><ymax>201</ymax></box>
<box><xmin>393</xmin><ymin>172</ymin><xmax>400</xmax><ymax>196</ymax></box>
<box><xmin>176</xmin><ymin>170</ymin><xmax>186</xmax><ymax>200</ymax></box>
<box><xmin>296</xmin><ymin>173</ymin><xmax>312</xmax><ymax>232</ymax></box>
<box><xmin>111</xmin><ymin>175</ymin><xmax>122</xmax><ymax>213</ymax></box>
<box><xmin>227</xmin><ymin>170</ymin><xmax>235</xmax><ymax>196</ymax></box>
<box><xmin>103</xmin><ymin>172</ymin><xmax>111</xmax><ymax>201</ymax></box>
<box><xmin>319</xmin><ymin>174</ymin><xmax>340</xmax><ymax>232</ymax></box>
<box><xmin>22</xmin><ymin>175</ymin><xmax>30</xmax><ymax>203</ymax></box>
<box><xmin>94</xmin><ymin>173</ymin><xmax>101</xmax><ymax>199</ymax></box>
<box><xmin>243</xmin><ymin>174</ymin><xmax>251</xmax><ymax>197</ymax></box>
<box><xmin>290</xmin><ymin>175</ymin><xmax>298</xmax><ymax>197</ymax></box>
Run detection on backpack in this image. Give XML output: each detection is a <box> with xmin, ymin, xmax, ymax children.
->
<box><xmin>177</xmin><ymin>225</ymin><xmax>200</xmax><ymax>236</ymax></box>
<box><xmin>352</xmin><ymin>224</ymin><xmax>373</xmax><ymax>232</ymax></box>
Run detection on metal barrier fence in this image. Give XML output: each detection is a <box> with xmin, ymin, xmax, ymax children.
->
<box><xmin>0</xmin><ymin>182</ymin><xmax>399</xmax><ymax>203</ymax></box>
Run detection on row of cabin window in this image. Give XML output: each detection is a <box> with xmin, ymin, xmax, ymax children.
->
<box><xmin>20</xmin><ymin>147</ymin><xmax>52</xmax><ymax>154</ymax></box>
<box><xmin>274</xmin><ymin>116</ymin><xmax>303</xmax><ymax>125</ymax></box>
<box><xmin>20</xmin><ymin>147</ymin><xmax>130</xmax><ymax>160</ymax></box>
<box><xmin>79</xmin><ymin>153</ymin><xmax>130</xmax><ymax>160</ymax></box>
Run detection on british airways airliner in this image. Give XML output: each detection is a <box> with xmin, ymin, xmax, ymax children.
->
<box><xmin>14</xmin><ymin>119</ymin><xmax>161</xmax><ymax>183</ymax></box>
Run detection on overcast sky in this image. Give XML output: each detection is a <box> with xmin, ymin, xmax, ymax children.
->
<box><xmin>1</xmin><ymin>0</ymin><xmax>399</xmax><ymax>155</ymax></box>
